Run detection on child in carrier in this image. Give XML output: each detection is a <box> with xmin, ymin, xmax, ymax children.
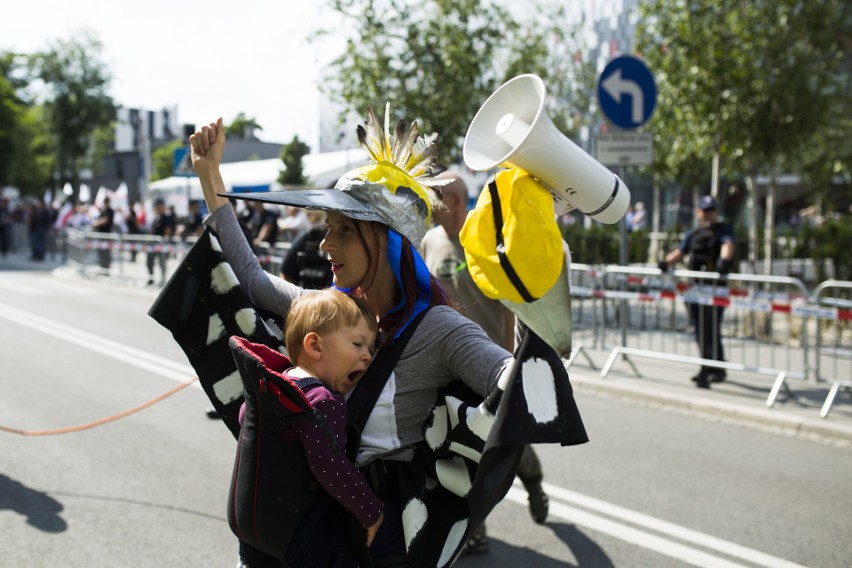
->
<box><xmin>232</xmin><ymin>289</ymin><xmax>384</xmax><ymax>568</ymax></box>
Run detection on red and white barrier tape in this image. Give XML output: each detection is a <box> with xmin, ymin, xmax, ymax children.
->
<box><xmin>572</xmin><ymin>286</ymin><xmax>851</xmax><ymax>321</ymax></box>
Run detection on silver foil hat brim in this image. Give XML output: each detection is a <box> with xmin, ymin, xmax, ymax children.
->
<box><xmin>223</xmin><ymin>182</ymin><xmax>429</xmax><ymax>246</ymax></box>
<box><xmin>222</xmin><ymin>189</ymin><xmax>386</xmax><ymax>225</ymax></box>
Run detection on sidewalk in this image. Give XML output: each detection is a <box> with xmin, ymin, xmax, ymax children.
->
<box><xmin>4</xmin><ymin>250</ymin><xmax>850</xmax><ymax>446</ymax></box>
<box><xmin>565</xmin><ymin>344</ymin><xmax>852</xmax><ymax>446</ymax></box>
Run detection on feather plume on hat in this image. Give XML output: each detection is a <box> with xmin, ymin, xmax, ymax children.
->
<box><xmin>356</xmin><ymin>103</ymin><xmax>451</xmax><ymax>214</ymax></box>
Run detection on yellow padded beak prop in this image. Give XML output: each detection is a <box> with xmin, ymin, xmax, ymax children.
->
<box><xmin>460</xmin><ymin>168</ymin><xmax>563</xmax><ymax>304</ymax></box>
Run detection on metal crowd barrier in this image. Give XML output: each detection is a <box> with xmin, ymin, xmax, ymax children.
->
<box><xmin>564</xmin><ymin>263</ymin><xmax>851</xmax><ymax>417</ymax></box>
<box><xmin>65</xmin><ymin>229</ymin><xmax>197</xmax><ymax>284</ymax></box>
<box><xmin>63</xmin><ymin>228</ymin><xmax>291</xmax><ymax>285</ymax></box>
<box><xmin>565</xmin><ymin>262</ymin><xmax>603</xmax><ymax>369</ymax></box>
<box><xmin>807</xmin><ymin>280</ymin><xmax>852</xmax><ymax>417</ymax></box>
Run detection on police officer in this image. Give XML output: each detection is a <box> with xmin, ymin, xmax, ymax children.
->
<box><xmin>658</xmin><ymin>195</ymin><xmax>735</xmax><ymax>388</ymax></box>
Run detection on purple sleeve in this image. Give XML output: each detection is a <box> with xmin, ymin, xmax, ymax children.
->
<box><xmin>298</xmin><ymin>390</ymin><xmax>383</xmax><ymax>527</ymax></box>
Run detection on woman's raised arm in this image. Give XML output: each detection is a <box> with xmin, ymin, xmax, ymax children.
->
<box><xmin>190</xmin><ymin>117</ymin><xmax>230</xmax><ymax>213</ymax></box>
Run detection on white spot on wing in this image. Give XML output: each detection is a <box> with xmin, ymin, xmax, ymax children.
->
<box><xmin>445</xmin><ymin>396</ymin><xmax>464</xmax><ymax>429</ymax></box>
<box><xmin>402</xmin><ymin>498</ymin><xmax>428</xmax><ymax>551</ymax></box>
<box><xmin>209</xmin><ymin>234</ymin><xmax>222</xmax><ymax>252</ymax></box>
<box><xmin>447</xmin><ymin>441</ymin><xmax>482</xmax><ymax>463</ymax></box>
<box><xmin>212</xmin><ymin>370</ymin><xmax>244</xmax><ymax>403</ymax></box>
<box><xmin>438</xmin><ymin>520</ymin><xmax>468</xmax><ymax>567</ymax></box>
<box><xmin>234</xmin><ymin>308</ymin><xmax>257</xmax><ymax>336</ymax></box>
<box><xmin>207</xmin><ymin>313</ymin><xmax>225</xmax><ymax>345</ymax></box>
<box><xmin>435</xmin><ymin>456</ymin><xmax>472</xmax><ymax>498</ymax></box>
<box><xmin>522</xmin><ymin>357</ymin><xmax>558</xmax><ymax>423</ymax></box>
<box><xmin>424</xmin><ymin>403</ymin><xmax>448</xmax><ymax>450</ymax></box>
<box><xmin>466</xmin><ymin>404</ymin><xmax>494</xmax><ymax>442</ymax></box>
<box><xmin>496</xmin><ymin>363</ymin><xmax>512</xmax><ymax>390</ymax></box>
<box><xmin>211</xmin><ymin>262</ymin><xmax>239</xmax><ymax>294</ymax></box>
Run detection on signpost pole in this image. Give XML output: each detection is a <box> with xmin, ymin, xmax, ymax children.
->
<box><xmin>595</xmin><ymin>54</ymin><xmax>657</xmax><ymax>264</ymax></box>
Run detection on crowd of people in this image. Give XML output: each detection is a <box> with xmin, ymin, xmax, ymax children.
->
<box><xmin>0</xmin><ymin>197</ymin><xmax>60</xmax><ymax>261</ymax></box>
<box><xmin>0</xmin><ymin>193</ymin><xmax>226</xmax><ymax>282</ymax></box>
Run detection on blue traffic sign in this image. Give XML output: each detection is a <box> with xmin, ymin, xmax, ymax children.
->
<box><xmin>173</xmin><ymin>146</ymin><xmax>195</xmax><ymax>177</ymax></box>
<box><xmin>597</xmin><ymin>55</ymin><xmax>657</xmax><ymax>129</ymax></box>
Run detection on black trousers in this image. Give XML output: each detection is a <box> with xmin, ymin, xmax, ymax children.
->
<box><xmin>687</xmin><ymin>303</ymin><xmax>726</xmax><ymax>375</ymax></box>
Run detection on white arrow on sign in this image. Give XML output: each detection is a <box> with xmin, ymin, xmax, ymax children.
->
<box><xmin>602</xmin><ymin>68</ymin><xmax>644</xmax><ymax>125</ymax></box>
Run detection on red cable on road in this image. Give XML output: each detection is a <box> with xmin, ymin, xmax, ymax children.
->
<box><xmin>0</xmin><ymin>376</ymin><xmax>199</xmax><ymax>436</ymax></box>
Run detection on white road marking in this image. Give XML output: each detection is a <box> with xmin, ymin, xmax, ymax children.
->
<box><xmin>0</xmin><ymin>273</ymin><xmax>97</xmax><ymax>295</ymax></box>
<box><xmin>0</xmin><ymin>302</ymin><xmax>198</xmax><ymax>387</ymax></box>
<box><xmin>506</xmin><ymin>482</ymin><xmax>807</xmax><ymax>568</ymax></box>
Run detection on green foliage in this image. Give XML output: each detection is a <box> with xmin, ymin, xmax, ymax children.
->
<box><xmin>561</xmin><ymin>223</ymin><xmax>607</xmax><ymax>265</ymax></box>
<box><xmin>8</xmin><ymin>104</ymin><xmax>55</xmax><ymax>195</ymax></box>
<box><xmin>563</xmin><ymin>218</ymin><xmax>851</xmax><ymax>281</ymax></box>
<box><xmin>151</xmin><ymin>139</ymin><xmax>186</xmax><ymax>182</ymax></box>
<box><xmin>637</xmin><ymin>0</ymin><xmax>850</xmax><ymax>194</ymax></box>
<box><xmin>317</xmin><ymin>0</ymin><xmax>593</xmax><ymax>163</ymax></box>
<box><xmin>226</xmin><ymin>113</ymin><xmax>263</xmax><ymax>140</ymax></box>
<box><xmin>279</xmin><ymin>136</ymin><xmax>311</xmax><ymax>186</ymax></box>
<box><xmin>0</xmin><ymin>50</ymin><xmax>54</xmax><ymax>194</ymax></box>
<box><xmin>793</xmin><ymin>216</ymin><xmax>852</xmax><ymax>281</ymax></box>
<box><xmin>0</xmin><ymin>52</ymin><xmax>25</xmax><ymax>187</ymax></box>
<box><xmin>29</xmin><ymin>30</ymin><xmax>115</xmax><ymax>199</ymax></box>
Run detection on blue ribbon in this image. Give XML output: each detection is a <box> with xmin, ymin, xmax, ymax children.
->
<box><xmin>387</xmin><ymin>228</ymin><xmax>431</xmax><ymax>338</ymax></box>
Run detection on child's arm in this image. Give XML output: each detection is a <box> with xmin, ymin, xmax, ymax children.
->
<box><xmin>366</xmin><ymin>512</ymin><xmax>383</xmax><ymax>547</ymax></box>
<box><xmin>299</xmin><ymin>394</ymin><xmax>383</xmax><ymax>530</ymax></box>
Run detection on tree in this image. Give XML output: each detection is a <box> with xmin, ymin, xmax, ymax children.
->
<box><xmin>279</xmin><ymin>136</ymin><xmax>311</xmax><ymax>186</ymax></box>
<box><xmin>29</xmin><ymin>30</ymin><xmax>116</xmax><ymax>203</ymax></box>
<box><xmin>226</xmin><ymin>113</ymin><xmax>263</xmax><ymax>140</ymax></box>
<box><xmin>0</xmin><ymin>52</ymin><xmax>55</xmax><ymax>195</ymax></box>
<box><xmin>637</xmin><ymin>0</ymin><xmax>850</xmax><ymax>271</ymax></box>
<box><xmin>317</xmin><ymin>0</ymin><xmax>593</xmax><ymax>164</ymax></box>
<box><xmin>9</xmin><ymin>105</ymin><xmax>56</xmax><ymax>196</ymax></box>
<box><xmin>0</xmin><ymin>52</ymin><xmax>23</xmax><ymax>187</ymax></box>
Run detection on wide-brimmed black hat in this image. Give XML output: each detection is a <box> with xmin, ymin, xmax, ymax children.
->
<box><xmin>223</xmin><ymin>104</ymin><xmax>450</xmax><ymax>247</ymax></box>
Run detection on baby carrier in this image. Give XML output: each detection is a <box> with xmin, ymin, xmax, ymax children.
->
<box><xmin>227</xmin><ymin>336</ymin><xmax>339</xmax><ymax>561</ymax></box>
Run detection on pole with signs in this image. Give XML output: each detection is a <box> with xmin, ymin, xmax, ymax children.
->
<box><xmin>596</xmin><ymin>54</ymin><xmax>657</xmax><ymax>346</ymax></box>
<box><xmin>596</xmin><ymin>53</ymin><xmax>657</xmax><ymax>270</ymax></box>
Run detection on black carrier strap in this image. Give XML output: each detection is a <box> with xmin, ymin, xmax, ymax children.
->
<box><xmin>487</xmin><ymin>178</ymin><xmax>536</xmax><ymax>303</ymax></box>
<box><xmin>345</xmin><ymin>308</ymin><xmax>431</xmax><ymax>462</ymax></box>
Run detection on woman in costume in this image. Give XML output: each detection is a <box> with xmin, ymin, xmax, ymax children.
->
<box><xmin>190</xmin><ymin>105</ymin><xmax>586</xmax><ymax>567</ymax></box>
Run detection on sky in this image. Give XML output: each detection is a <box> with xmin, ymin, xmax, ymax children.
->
<box><xmin>1</xmin><ymin>0</ymin><xmax>343</xmax><ymax>149</ymax></box>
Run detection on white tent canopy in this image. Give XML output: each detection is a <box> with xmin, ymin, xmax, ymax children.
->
<box><xmin>147</xmin><ymin>148</ymin><xmax>369</xmax><ymax>216</ymax></box>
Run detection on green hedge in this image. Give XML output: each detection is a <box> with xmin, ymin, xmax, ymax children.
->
<box><xmin>560</xmin><ymin>215</ymin><xmax>851</xmax><ymax>282</ymax></box>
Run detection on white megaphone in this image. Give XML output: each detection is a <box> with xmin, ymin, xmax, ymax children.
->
<box><xmin>463</xmin><ymin>74</ymin><xmax>629</xmax><ymax>224</ymax></box>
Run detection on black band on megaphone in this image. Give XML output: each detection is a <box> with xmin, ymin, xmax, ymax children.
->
<box><xmin>586</xmin><ymin>177</ymin><xmax>621</xmax><ymax>218</ymax></box>
<box><xmin>487</xmin><ymin>177</ymin><xmax>537</xmax><ymax>304</ymax></box>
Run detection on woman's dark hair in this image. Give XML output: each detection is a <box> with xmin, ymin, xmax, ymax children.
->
<box><xmin>379</xmin><ymin>233</ymin><xmax>454</xmax><ymax>343</ymax></box>
<box><xmin>352</xmin><ymin>220</ymin><xmax>453</xmax><ymax>344</ymax></box>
